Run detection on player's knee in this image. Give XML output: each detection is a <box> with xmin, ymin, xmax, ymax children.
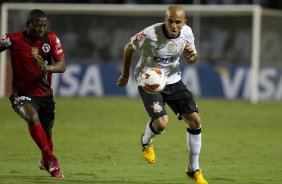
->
<box><xmin>154</xmin><ymin>115</ymin><xmax>169</xmax><ymax>132</ymax></box>
<box><xmin>18</xmin><ymin>104</ymin><xmax>39</xmax><ymax>125</ymax></box>
<box><xmin>183</xmin><ymin>112</ymin><xmax>201</xmax><ymax>129</ymax></box>
<box><xmin>44</xmin><ymin>129</ymin><xmax>53</xmax><ymax>137</ymax></box>
<box><xmin>20</xmin><ymin>110</ymin><xmax>40</xmax><ymax>125</ymax></box>
<box><xmin>45</xmin><ymin>121</ymin><xmax>54</xmax><ymax>130</ymax></box>
<box><xmin>42</xmin><ymin>121</ymin><xmax>54</xmax><ymax>135</ymax></box>
<box><xmin>26</xmin><ymin>114</ymin><xmax>40</xmax><ymax>125</ymax></box>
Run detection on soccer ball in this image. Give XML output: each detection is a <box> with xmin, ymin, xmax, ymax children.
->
<box><xmin>140</xmin><ymin>67</ymin><xmax>167</xmax><ymax>94</ymax></box>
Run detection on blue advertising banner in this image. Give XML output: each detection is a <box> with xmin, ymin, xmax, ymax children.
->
<box><xmin>52</xmin><ymin>63</ymin><xmax>282</xmax><ymax>100</ymax></box>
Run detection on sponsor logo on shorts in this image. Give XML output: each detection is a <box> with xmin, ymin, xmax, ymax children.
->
<box><xmin>14</xmin><ymin>96</ymin><xmax>31</xmax><ymax>104</ymax></box>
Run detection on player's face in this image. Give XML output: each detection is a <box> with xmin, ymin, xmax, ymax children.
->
<box><xmin>27</xmin><ymin>17</ymin><xmax>48</xmax><ymax>39</ymax></box>
<box><xmin>164</xmin><ymin>13</ymin><xmax>186</xmax><ymax>38</ymax></box>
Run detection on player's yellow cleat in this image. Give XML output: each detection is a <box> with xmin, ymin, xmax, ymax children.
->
<box><xmin>186</xmin><ymin>168</ymin><xmax>208</xmax><ymax>184</ymax></box>
<box><xmin>142</xmin><ymin>144</ymin><xmax>156</xmax><ymax>164</ymax></box>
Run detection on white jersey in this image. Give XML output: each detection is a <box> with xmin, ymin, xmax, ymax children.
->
<box><xmin>130</xmin><ymin>22</ymin><xmax>196</xmax><ymax>86</ymax></box>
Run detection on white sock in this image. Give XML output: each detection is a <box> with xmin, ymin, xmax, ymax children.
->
<box><xmin>187</xmin><ymin>128</ymin><xmax>202</xmax><ymax>171</ymax></box>
<box><xmin>142</xmin><ymin>121</ymin><xmax>158</xmax><ymax>145</ymax></box>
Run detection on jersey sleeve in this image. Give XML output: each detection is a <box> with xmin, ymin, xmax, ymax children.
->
<box><xmin>183</xmin><ymin>26</ymin><xmax>197</xmax><ymax>53</ymax></box>
<box><xmin>130</xmin><ymin>30</ymin><xmax>147</xmax><ymax>50</ymax></box>
<box><xmin>49</xmin><ymin>32</ymin><xmax>65</xmax><ymax>62</ymax></box>
<box><xmin>0</xmin><ymin>34</ymin><xmax>12</xmax><ymax>52</ymax></box>
<box><xmin>130</xmin><ymin>24</ymin><xmax>156</xmax><ymax>50</ymax></box>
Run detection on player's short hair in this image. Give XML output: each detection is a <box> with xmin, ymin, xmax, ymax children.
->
<box><xmin>27</xmin><ymin>9</ymin><xmax>47</xmax><ymax>24</ymax></box>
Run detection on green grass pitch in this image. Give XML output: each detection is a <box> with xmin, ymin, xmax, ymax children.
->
<box><xmin>0</xmin><ymin>97</ymin><xmax>281</xmax><ymax>184</ymax></box>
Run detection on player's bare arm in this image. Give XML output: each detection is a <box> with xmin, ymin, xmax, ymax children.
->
<box><xmin>44</xmin><ymin>59</ymin><xmax>66</xmax><ymax>73</ymax></box>
<box><xmin>34</xmin><ymin>55</ymin><xmax>66</xmax><ymax>73</ymax></box>
<box><xmin>116</xmin><ymin>42</ymin><xmax>135</xmax><ymax>87</ymax></box>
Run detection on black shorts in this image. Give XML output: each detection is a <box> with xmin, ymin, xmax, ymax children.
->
<box><xmin>138</xmin><ymin>80</ymin><xmax>198</xmax><ymax>121</ymax></box>
<box><xmin>9</xmin><ymin>94</ymin><xmax>55</xmax><ymax>124</ymax></box>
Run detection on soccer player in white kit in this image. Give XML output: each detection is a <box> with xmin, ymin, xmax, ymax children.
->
<box><xmin>117</xmin><ymin>5</ymin><xmax>208</xmax><ymax>184</ymax></box>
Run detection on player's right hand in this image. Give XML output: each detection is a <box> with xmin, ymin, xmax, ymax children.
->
<box><xmin>116</xmin><ymin>75</ymin><xmax>129</xmax><ymax>87</ymax></box>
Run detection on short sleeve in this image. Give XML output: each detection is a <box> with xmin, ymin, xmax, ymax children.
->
<box><xmin>49</xmin><ymin>32</ymin><xmax>65</xmax><ymax>61</ymax></box>
<box><xmin>130</xmin><ymin>30</ymin><xmax>147</xmax><ymax>50</ymax></box>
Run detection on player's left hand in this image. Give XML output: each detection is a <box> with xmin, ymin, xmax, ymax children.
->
<box><xmin>183</xmin><ymin>43</ymin><xmax>198</xmax><ymax>63</ymax></box>
<box><xmin>116</xmin><ymin>75</ymin><xmax>129</xmax><ymax>87</ymax></box>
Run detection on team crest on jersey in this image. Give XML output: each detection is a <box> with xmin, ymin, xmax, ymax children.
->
<box><xmin>151</xmin><ymin>101</ymin><xmax>163</xmax><ymax>113</ymax></box>
<box><xmin>42</xmin><ymin>43</ymin><xmax>50</xmax><ymax>53</ymax></box>
<box><xmin>167</xmin><ymin>42</ymin><xmax>174</xmax><ymax>52</ymax></box>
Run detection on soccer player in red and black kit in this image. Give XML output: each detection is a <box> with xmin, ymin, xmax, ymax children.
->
<box><xmin>0</xmin><ymin>9</ymin><xmax>66</xmax><ymax>178</ymax></box>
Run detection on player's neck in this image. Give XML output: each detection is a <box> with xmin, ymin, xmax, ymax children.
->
<box><xmin>25</xmin><ymin>30</ymin><xmax>41</xmax><ymax>42</ymax></box>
